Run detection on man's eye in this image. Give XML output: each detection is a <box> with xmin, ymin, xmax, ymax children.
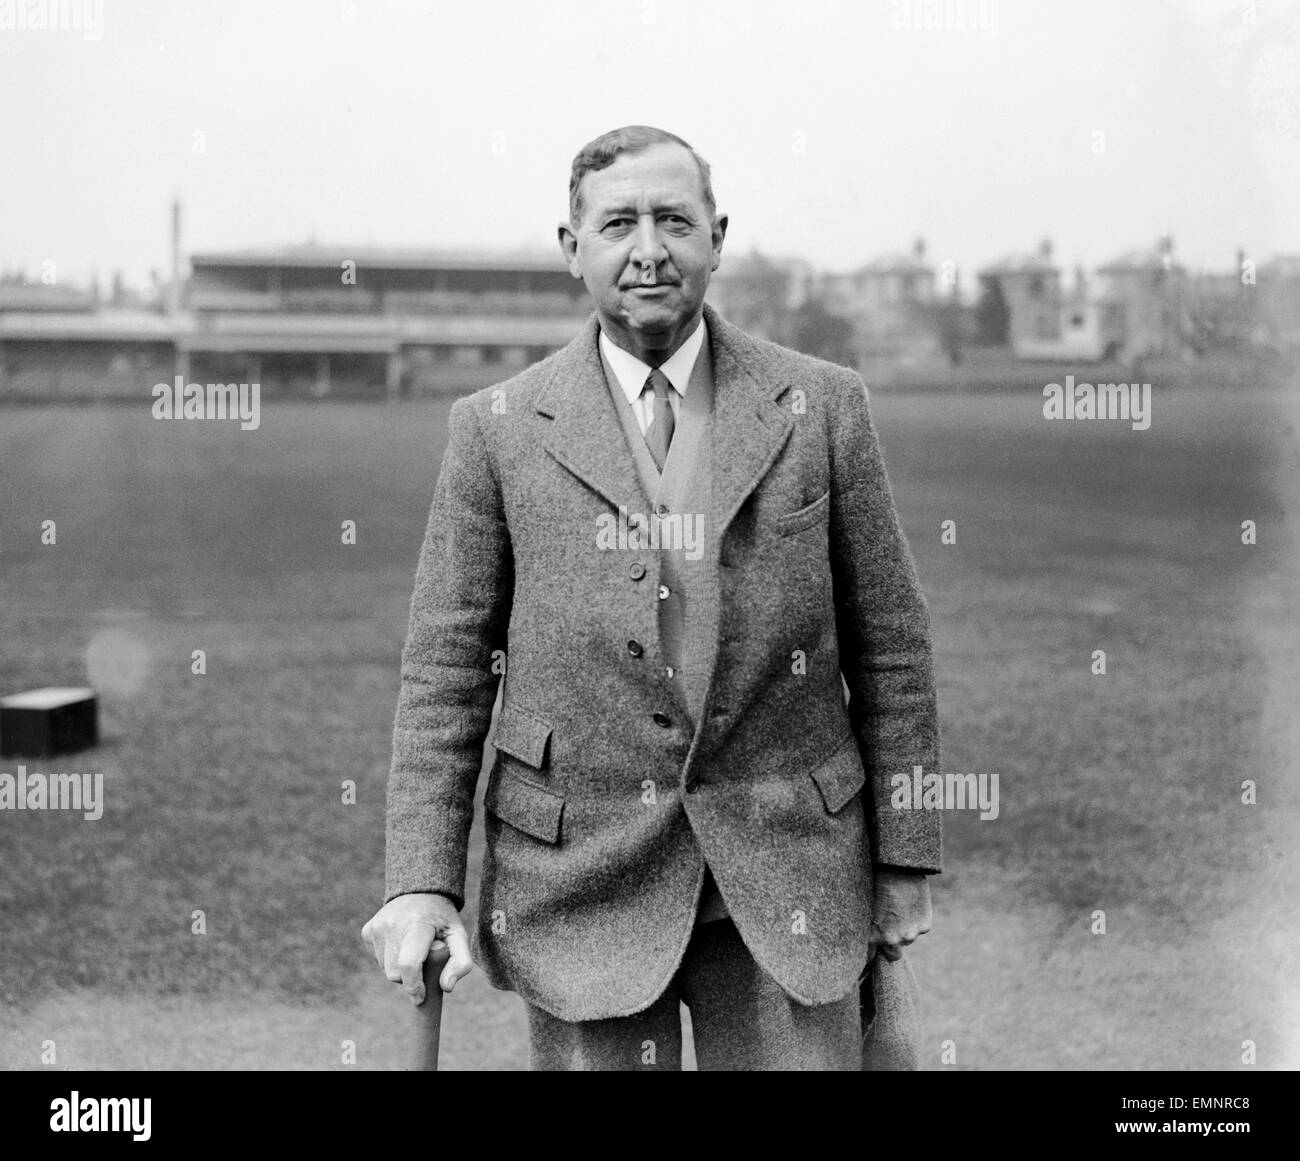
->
<box><xmin>602</xmin><ymin>219</ymin><xmax>631</xmax><ymax>231</ymax></box>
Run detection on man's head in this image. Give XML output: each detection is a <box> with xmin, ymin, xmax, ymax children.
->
<box><xmin>558</xmin><ymin>125</ymin><xmax>727</xmax><ymax>366</ymax></box>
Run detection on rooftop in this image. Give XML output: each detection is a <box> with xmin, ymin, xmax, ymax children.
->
<box><xmin>855</xmin><ymin>252</ymin><xmax>934</xmax><ymax>276</ymax></box>
<box><xmin>0</xmin><ymin>283</ymin><xmax>100</xmax><ymax>311</ymax></box>
<box><xmin>0</xmin><ymin>309</ymin><xmax>180</xmax><ymax>342</ymax></box>
<box><xmin>189</xmin><ymin>244</ymin><xmax>570</xmax><ymax>273</ymax></box>
<box><xmin>979</xmin><ymin>252</ymin><xmax>1059</xmax><ymax>276</ymax></box>
<box><xmin>1261</xmin><ymin>254</ymin><xmax>1300</xmax><ymax>276</ymax></box>
<box><xmin>1098</xmin><ymin>244</ymin><xmax>1183</xmax><ymax>274</ymax></box>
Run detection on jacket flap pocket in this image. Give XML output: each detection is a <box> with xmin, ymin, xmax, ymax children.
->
<box><xmin>485</xmin><ymin>770</ymin><xmax>564</xmax><ymax>844</ymax></box>
<box><xmin>810</xmin><ymin>732</ymin><xmax>867</xmax><ymax>814</ymax></box>
<box><xmin>776</xmin><ymin>488</ymin><xmax>831</xmax><ymax>536</ymax></box>
<box><xmin>491</xmin><ymin>703</ymin><xmax>553</xmax><ymax>769</ymax></box>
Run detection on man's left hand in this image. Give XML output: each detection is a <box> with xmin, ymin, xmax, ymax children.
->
<box><xmin>869</xmin><ymin>870</ymin><xmax>932</xmax><ymax>962</ymax></box>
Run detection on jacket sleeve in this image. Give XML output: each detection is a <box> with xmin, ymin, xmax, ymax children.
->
<box><xmin>384</xmin><ymin>396</ymin><xmax>513</xmax><ymax>908</ymax></box>
<box><xmin>827</xmin><ymin>369</ymin><xmax>942</xmax><ymax>874</ymax></box>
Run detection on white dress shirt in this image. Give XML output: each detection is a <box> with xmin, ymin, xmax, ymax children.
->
<box><xmin>599</xmin><ymin>316</ymin><xmax>706</xmax><ymax>435</ymax></box>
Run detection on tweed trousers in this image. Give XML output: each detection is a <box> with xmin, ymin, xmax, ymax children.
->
<box><xmin>525</xmin><ymin>918</ymin><xmax>862</xmax><ymax>1071</ymax></box>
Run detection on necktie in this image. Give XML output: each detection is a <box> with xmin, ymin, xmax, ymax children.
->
<box><xmin>643</xmin><ymin>368</ymin><xmax>676</xmax><ymax>471</ymax></box>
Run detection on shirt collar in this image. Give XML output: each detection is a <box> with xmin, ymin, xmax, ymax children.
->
<box><xmin>599</xmin><ymin>316</ymin><xmax>706</xmax><ymax>408</ymax></box>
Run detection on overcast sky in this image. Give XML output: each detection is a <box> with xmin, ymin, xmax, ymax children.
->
<box><xmin>2</xmin><ymin>0</ymin><xmax>1297</xmax><ymax>291</ymax></box>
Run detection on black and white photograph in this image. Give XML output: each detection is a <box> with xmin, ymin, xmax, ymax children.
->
<box><xmin>1</xmin><ymin>0</ymin><xmax>1297</xmax><ymax>1102</ymax></box>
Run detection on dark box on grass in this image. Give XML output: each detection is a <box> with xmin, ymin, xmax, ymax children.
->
<box><xmin>0</xmin><ymin>687</ymin><xmax>99</xmax><ymax>759</ymax></box>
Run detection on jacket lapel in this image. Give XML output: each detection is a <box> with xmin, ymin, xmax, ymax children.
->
<box><xmin>536</xmin><ymin>302</ymin><xmax>795</xmax><ymax>544</ymax></box>
<box><xmin>536</xmin><ymin>312</ymin><xmax>649</xmax><ymax>515</ymax></box>
<box><xmin>701</xmin><ymin>302</ymin><xmax>796</xmax><ymax>545</ymax></box>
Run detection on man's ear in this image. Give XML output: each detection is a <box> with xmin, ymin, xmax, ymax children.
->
<box><xmin>710</xmin><ymin>212</ymin><xmax>729</xmax><ymax>272</ymax></box>
<box><xmin>557</xmin><ymin>223</ymin><xmax>582</xmax><ymax>279</ymax></box>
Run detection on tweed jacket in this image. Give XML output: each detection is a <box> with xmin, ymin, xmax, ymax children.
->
<box><xmin>385</xmin><ymin>301</ymin><xmax>942</xmax><ymax>1022</ymax></box>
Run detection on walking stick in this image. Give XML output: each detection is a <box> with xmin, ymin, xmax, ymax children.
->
<box><xmin>407</xmin><ymin>942</ymin><xmax>452</xmax><ymax>1071</ymax></box>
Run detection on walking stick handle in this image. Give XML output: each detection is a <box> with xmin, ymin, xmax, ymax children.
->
<box><xmin>407</xmin><ymin>942</ymin><xmax>452</xmax><ymax>1071</ymax></box>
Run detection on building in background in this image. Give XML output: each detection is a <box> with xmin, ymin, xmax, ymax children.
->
<box><xmin>0</xmin><ymin>201</ymin><xmax>591</xmax><ymax>401</ymax></box>
<box><xmin>819</xmin><ymin>239</ymin><xmax>940</xmax><ymax>368</ymax></box>
<box><xmin>708</xmin><ymin>250</ymin><xmax>814</xmax><ymax>341</ymax></box>
<box><xmin>1180</xmin><ymin>250</ymin><xmax>1263</xmax><ymax>355</ymax></box>
<box><xmin>2</xmin><ymin>205</ymin><xmax>1296</xmax><ymax>400</ymax></box>
<box><xmin>977</xmin><ymin>240</ymin><xmax>1062</xmax><ymax>355</ymax></box>
<box><xmin>1093</xmin><ymin>236</ymin><xmax>1188</xmax><ymax>360</ymax></box>
<box><xmin>184</xmin><ymin>246</ymin><xmax>589</xmax><ymax>397</ymax></box>
<box><xmin>1254</xmin><ymin>255</ymin><xmax>1300</xmax><ymax>357</ymax></box>
<box><xmin>0</xmin><ymin>281</ymin><xmax>178</xmax><ymax>401</ymax></box>
<box><xmin>1006</xmin><ymin>261</ymin><xmax>1113</xmax><ymax>362</ymax></box>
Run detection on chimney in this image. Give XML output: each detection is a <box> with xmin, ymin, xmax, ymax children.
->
<box><xmin>913</xmin><ymin>236</ymin><xmax>926</xmax><ymax>261</ymax></box>
<box><xmin>1157</xmin><ymin>234</ymin><xmax>1175</xmax><ymax>272</ymax></box>
<box><xmin>168</xmin><ymin>195</ymin><xmax>182</xmax><ymax>316</ymax></box>
<box><xmin>1038</xmin><ymin>237</ymin><xmax>1053</xmax><ymax>263</ymax></box>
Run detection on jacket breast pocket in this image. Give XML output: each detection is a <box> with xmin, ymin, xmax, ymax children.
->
<box><xmin>809</xmin><ymin>731</ymin><xmax>867</xmax><ymax>814</ymax></box>
<box><xmin>486</xmin><ymin>703</ymin><xmax>563</xmax><ymax>843</ymax></box>
<box><xmin>775</xmin><ymin>488</ymin><xmax>830</xmax><ymax>536</ymax></box>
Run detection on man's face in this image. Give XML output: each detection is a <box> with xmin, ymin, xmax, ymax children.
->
<box><xmin>559</xmin><ymin>142</ymin><xmax>726</xmax><ymax>361</ymax></box>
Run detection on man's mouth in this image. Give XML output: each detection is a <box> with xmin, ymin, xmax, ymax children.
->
<box><xmin>628</xmin><ymin>262</ymin><xmax>676</xmax><ymax>290</ymax></box>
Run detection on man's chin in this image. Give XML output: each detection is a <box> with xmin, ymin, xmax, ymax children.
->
<box><xmin>618</xmin><ymin>297</ymin><xmax>693</xmax><ymax>334</ymax></box>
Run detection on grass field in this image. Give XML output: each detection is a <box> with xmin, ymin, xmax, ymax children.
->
<box><xmin>1</xmin><ymin>381</ymin><xmax>1297</xmax><ymax>1070</ymax></box>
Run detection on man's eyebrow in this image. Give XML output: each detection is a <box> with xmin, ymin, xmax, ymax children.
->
<box><xmin>593</xmin><ymin>201</ymin><xmax>698</xmax><ymax>218</ymax></box>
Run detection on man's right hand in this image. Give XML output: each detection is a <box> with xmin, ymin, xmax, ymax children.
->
<box><xmin>361</xmin><ymin>893</ymin><xmax>474</xmax><ymax>1006</ymax></box>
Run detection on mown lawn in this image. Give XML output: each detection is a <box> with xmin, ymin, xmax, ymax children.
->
<box><xmin>0</xmin><ymin>379</ymin><xmax>1295</xmax><ymax>1069</ymax></box>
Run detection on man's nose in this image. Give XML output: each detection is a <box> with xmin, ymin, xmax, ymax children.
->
<box><xmin>629</xmin><ymin>219</ymin><xmax>669</xmax><ymax>267</ymax></box>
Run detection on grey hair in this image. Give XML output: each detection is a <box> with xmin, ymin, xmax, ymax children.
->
<box><xmin>568</xmin><ymin>125</ymin><xmax>715</xmax><ymax>227</ymax></box>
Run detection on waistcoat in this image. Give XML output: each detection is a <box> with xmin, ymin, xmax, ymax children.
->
<box><xmin>600</xmin><ymin>338</ymin><xmax>728</xmax><ymax>923</ymax></box>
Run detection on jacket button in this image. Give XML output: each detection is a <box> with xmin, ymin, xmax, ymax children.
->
<box><xmin>627</xmin><ymin>640</ymin><xmax>644</xmax><ymax>658</ymax></box>
<box><xmin>658</xmin><ymin>584</ymin><xmax>669</xmax><ymax>600</ymax></box>
<box><xmin>652</xmin><ymin>711</ymin><xmax>671</xmax><ymax>728</ymax></box>
<box><xmin>629</xmin><ymin>562</ymin><xmax>646</xmax><ymax>580</ymax></box>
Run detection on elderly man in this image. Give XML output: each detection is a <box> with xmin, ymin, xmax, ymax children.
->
<box><xmin>363</xmin><ymin>125</ymin><xmax>940</xmax><ymax>1070</ymax></box>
